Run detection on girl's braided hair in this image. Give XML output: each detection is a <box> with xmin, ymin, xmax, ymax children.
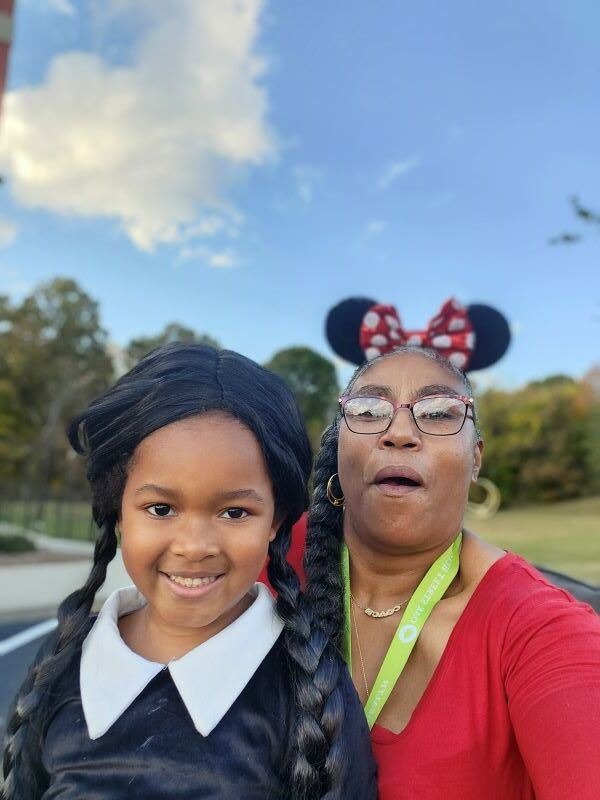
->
<box><xmin>305</xmin><ymin>346</ymin><xmax>478</xmax><ymax>647</ymax></box>
<box><xmin>2</xmin><ymin>343</ymin><xmax>349</xmax><ymax>800</ymax></box>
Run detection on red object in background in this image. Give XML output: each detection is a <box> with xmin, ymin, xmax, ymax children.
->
<box><xmin>259</xmin><ymin>513</ymin><xmax>308</xmax><ymax>593</ymax></box>
<box><xmin>0</xmin><ymin>0</ymin><xmax>14</xmax><ymax>116</ymax></box>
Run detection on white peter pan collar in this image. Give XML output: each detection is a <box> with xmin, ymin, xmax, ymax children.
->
<box><xmin>80</xmin><ymin>582</ymin><xmax>283</xmax><ymax>740</ymax></box>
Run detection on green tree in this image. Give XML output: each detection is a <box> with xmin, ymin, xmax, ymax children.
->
<box><xmin>0</xmin><ymin>278</ymin><xmax>114</xmax><ymax>489</ymax></box>
<box><xmin>581</xmin><ymin>366</ymin><xmax>600</xmax><ymax>495</ymax></box>
<box><xmin>477</xmin><ymin>376</ymin><xmax>594</xmax><ymax>505</ymax></box>
<box><xmin>265</xmin><ymin>347</ymin><xmax>339</xmax><ymax>449</ymax></box>
<box><xmin>125</xmin><ymin>323</ymin><xmax>220</xmax><ymax>370</ymax></box>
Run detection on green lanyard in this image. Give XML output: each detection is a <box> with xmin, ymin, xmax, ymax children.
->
<box><xmin>342</xmin><ymin>532</ymin><xmax>462</xmax><ymax>729</ymax></box>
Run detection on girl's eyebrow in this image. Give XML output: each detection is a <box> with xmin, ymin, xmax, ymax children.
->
<box><xmin>217</xmin><ymin>489</ymin><xmax>266</xmax><ymax>504</ymax></box>
<box><xmin>134</xmin><ymin>484</ymin><xmax>265</xmax><ymax>505</ymax></box>
<box><xmin>135</xmin><ymin>483</ymin><xmax>182</xmax><ymax>500</ymax></box>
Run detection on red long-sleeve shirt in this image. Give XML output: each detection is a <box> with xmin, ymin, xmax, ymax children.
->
<box><xmin>371</xmin><ymin>554</ymin><xmax>600</xmax><ymax>799</ymax></box>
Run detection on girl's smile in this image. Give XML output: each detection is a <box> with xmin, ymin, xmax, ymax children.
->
<box><xmin>159</xmin><ymin>570</ymin><xmax>225</xmax><ymax>597</ymax></box>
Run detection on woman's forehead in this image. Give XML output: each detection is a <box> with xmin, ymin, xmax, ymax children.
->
<box><xmin>351</xmin><ymin>353</ymin><xmax>465</xmax><ymax>397</ymax></box>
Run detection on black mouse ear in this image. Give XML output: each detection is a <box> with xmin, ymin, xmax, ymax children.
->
<box><xmin>466</xmin><ymin>304</ymin><xmax>511</xmax><ymax>371</ymax></box>
<box><xmin>326</xmin><ymin>297</ymin><xmax>378</xmax><ymax>365</ymax></box>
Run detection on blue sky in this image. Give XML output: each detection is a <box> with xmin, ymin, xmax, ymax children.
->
<box><xmin>0</xmin><ymin>0</ymin><xmax>598</xmax><ymax>389</ymax></box>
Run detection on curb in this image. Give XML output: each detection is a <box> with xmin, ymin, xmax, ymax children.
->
<box><xmin>0</xmin><ymin>539</ymin><xmax>131</xmax><ymax>616</ymax></box>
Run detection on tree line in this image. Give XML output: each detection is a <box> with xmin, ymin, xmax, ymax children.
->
<box><xmin>0</xmin><ymin>277</ymin><xmax>598</xmax><ymax>507</ymax></box>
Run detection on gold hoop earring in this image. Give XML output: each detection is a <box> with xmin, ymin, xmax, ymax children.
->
<box><xmin>326</xmin><ymin>474</ymin><xmax>345</xmax><ymax>507</ymax></box>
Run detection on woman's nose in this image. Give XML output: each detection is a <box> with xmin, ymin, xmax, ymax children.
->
<box><xmin>379</xmin><ymin>408</ymin><xmax>422</xmax><ymax>449</ymax></box>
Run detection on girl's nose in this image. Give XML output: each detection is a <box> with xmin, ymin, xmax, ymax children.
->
<box><xmin>170</xmin><ymin>520</ymin><xmax>220</xmax><ymax>561</ymax></box>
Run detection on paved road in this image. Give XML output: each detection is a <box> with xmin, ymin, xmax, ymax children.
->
<box><xmin>0</xmin><ymin>620</ymin><xmax>53</xmax><ymax>739</ymax></box>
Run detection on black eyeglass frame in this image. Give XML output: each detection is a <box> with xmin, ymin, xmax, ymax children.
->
<box><xmin>338</xmin><ymin>393</ymin><xmax>475</xmax><ymax>436</ymax></box>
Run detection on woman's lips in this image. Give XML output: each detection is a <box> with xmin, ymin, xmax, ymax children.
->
<box><xmin>374</xmin><ymin>481</ymin><xmax>422</xmax><ymax>497</ymax></box>
<box><xmin>372</xmin><ymin>465</ymin><xmax>424</xmax><ymax>497</ymax></box>
<box><xmin>159</xmin><ymin>571</ymin><xmax>225</xmax><ymax>599</ymax></box>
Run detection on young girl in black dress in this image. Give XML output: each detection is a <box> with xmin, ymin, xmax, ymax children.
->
<box><xmin>2</xmin><ymin>344</ymin><xmax>376</xmax><ymax>800</ymax></box>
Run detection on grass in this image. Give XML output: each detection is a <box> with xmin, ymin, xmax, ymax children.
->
<box><xmin>0</xmin><ymin>499</ymin><xmax>94</xmax><ymax>541</ymax></box>
<box><xmin>0</xmin><ymin>534</ymin><xmax>36</xmax><ymax>553</ymax></box>
<box><xmin>470</xmin><ymin>496</ymin><xmax>600</xmax><ymax>585</ymax></box>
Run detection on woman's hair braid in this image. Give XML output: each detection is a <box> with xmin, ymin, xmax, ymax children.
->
<box><xmin>304</xmin><ymin>422</ymin><xmax>345</xmax><ymax>650</ymax></box>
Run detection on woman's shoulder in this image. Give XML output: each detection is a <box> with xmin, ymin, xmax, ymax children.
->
<box><xmin>462</xmin><ymin>544</ymin><xmax>600</xmax><ymax>668</ymax></box>
<box><xmin>463</xmin><ymin>532</ymin><xmax>597</xmax><ymax>620</ymax></box>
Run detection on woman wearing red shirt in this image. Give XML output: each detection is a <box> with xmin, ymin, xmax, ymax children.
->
<box><xmin>305</xmin><ymin>347</ymin><xmax>600</xmax><ymax>799</ymax></box>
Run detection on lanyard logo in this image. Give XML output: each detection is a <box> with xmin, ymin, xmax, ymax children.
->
<box><xmin>397</xmin><ymin>624</ymin><xmax>418</xmax><ymax>644</ymax></box>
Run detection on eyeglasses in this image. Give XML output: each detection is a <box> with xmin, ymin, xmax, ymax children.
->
<box><xmin>339</xmin><ymin>394</ymin><xmax>474</xmax><ymax>436</ymax></box>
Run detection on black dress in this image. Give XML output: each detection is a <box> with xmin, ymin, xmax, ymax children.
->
<box><xmin>40</xmin><ymin>637</ymin><xmax>377</xmax><ymax>799</ymax></box>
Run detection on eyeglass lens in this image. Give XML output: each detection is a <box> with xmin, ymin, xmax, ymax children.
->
<box><xmin>343</xmin><ymin>396</ymin><xmax>467</xmax><ymax>435</ymax></box>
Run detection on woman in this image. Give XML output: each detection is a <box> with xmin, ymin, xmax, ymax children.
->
<box><xmin>305</xmin><ymin>346</ymin><xmax>600</xmax><ymax>799</ymax></box>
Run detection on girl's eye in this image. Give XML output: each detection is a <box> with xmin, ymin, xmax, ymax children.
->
<box><xmin>146</xmin><ymin>503</ymin><xmax>176</xmax><ymax>518</ymax></box>
<box><xmin>220</xmin><ymin>507</ymin><xmax>249</xmax><ymax>520</ymax></box>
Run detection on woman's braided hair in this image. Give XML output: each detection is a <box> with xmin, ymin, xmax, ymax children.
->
<box><xmin>305</xmin><ymin>346</ymin><xmax>479</xmax><ymax>648</ymax></box>
<box><xmin>2</xmin><ymin>343</ymin><xmax>350</xmax><ymax>800</ymax></box>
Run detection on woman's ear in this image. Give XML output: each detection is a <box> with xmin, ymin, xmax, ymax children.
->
<box><xmin>472</xmin><ymin>439</ymin><xmax>484</xmax><ymax>482</ymax></box>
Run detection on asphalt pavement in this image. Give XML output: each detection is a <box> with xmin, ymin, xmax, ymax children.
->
<box><xmin>0</xmin><ymin>532</ymin><xmax>132</xmax><ymax>757</ymax></box>
<box><xmin>0</xmin><ymin>619</ymin><xmax>52</xmax><ymax>739</ymax></box>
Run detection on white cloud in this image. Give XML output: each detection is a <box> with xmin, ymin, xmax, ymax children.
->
<box><xmin>0</xmin><ymin>219</ymin><xmax>19</xmax><ymax>247</ymax></box>
<box><xmin>179</xmin><ymin>244</ymin><xmax>238</xmax><ymax>269</ymax></box>
<box><xmin>183</xmin><ymin>212</ymin><xmax>241</xmax><ymax>239</ymax></box>
<box><xmin>207</xmin><ymin>250</ymin><xmax>237</xmax><ymax>268</ymax></box>
<box><xmin>292</xmin><ymin>165</ymin><xmax>322</xmax><ymax>204</ymax></box>
<box><xmin>366</xmin><ymin>219</ymin><xmax>386</xmax><ymax>236</ymax></box>
<box><xmin>49</xmin><ymin>0</ymin><xmax>77</xmax><ymax>15</ymax></box>
<box><xmin>0</xmin><ymin>0</ymin><xmax>274</xmax><ymax>253</ymax></box>
<box><xmin>378</xmin><ymin>157</ymin><xmax>420</xmax><ymax>190</ymax></box>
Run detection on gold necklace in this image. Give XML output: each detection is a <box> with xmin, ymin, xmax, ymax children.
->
<box><xmin>350</xmin><ymin>590</ymin><xmax>411</xmax><ymax>618</ymax></box>
<box><xmin>349</xmin><ymin>596</ymin><xmax>370</xmax><ymax>701</ymax></box>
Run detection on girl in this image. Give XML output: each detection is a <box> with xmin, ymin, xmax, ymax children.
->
<box><xmin>2</xmin><ymin>343</ymin><xmax>376</xmax><ymax>800</ymax></box>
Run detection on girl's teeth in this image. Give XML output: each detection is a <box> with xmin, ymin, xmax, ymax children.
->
<box><xmin>168</xmin><ymin>574</ymin><xmax>218</xmax><ymax>588</ymax></box>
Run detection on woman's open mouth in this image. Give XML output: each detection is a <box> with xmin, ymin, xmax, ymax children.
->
<box><xmin>373</xmin><ymin>466</ymin><xmax>424</xmax><ymax>497</ymax></box>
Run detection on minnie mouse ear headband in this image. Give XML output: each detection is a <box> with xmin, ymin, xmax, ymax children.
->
<box><xmin>325</xmin><ymin>297</ymin><xmax>511</xmax><ymax>371</ymax></box>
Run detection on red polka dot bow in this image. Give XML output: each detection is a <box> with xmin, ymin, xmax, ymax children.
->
<box><xmin>359</xmin><ymin>298</ymin><xmax>476</xmax><ymax>369</ymax></box>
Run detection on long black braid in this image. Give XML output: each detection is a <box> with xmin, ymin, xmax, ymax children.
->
<box><xmin>2</xmin><ymin>343</ymin><xmax>350</xmax><ymax>800</ymax></box>
<box><xmin>304</xmin><ymin>423</ymin><xmax>346</xmax><ymax>651</ymax></box>
<box><xmin>2</xmin><ymin>515</ymin><xmax>118</xmax><ymax>800</ymax></box>
<box><xmin>267</xmin><ymin>523</ymin><xmax>347</xmax><ymax>798</ymax></box>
